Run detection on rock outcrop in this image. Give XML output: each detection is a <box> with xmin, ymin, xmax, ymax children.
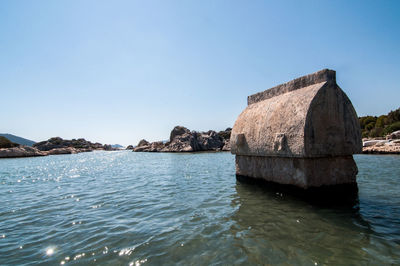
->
<box><xmin>103</xmin><ymin>144</ymin><xmax>114</xmax><ymax>151</ymax></box>
<box><xmin>0</xmin><ymin>146</ymin><xmax>46</xmax><ymax>158</ymax></box>
<box><xmin>222</xmin><ymin>139</ymin><xmax>231</xmax><ymax>151</ymax></box>
<box><xmin>137</xmin><ymin>139</ymin><xmax>150</xmax><ymax>147</ymax></box>
<box><xmin>362</xmin><ymin>138</ymin><xmax>400</xmax><ymax>154</ymax></box>
<box><xmin>33</xmin><ymin>137</ymin><xmax>114</xmax><ymax>152</ymax></box>
<box><xmin>231</xmin><ymin>69</ymin><xmax>362</xmax><ymax>189</ymax></box>
<box><xmin>170</xmin><ymin>126</ymin><xmax>190</xmax><ymax>142</ymax></box>
<box><xmin>133</xmin><ymin>127</ymin><xmax>231</xmax><ymax>152</ymax></box>
<box><xmin>45</xmin><ymin>147</ymin><xmax>79</xmax><ymax>155</ymax></box>
<box><xmin>1</xmin><ymin>137</ymin><xmax>118</xmax><ymax>158</ymax></box>
<box><xmin>387</xmin><ymin>130</ymin><xmax>400</xmax><ymax>140</ymax></box>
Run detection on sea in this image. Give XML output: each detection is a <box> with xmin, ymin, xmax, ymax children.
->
<box><xmin>0</xmin><ymin>151</ymin><xmax>399</xmax><ymax>265</ymax></box>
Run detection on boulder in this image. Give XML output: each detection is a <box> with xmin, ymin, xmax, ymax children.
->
<box><xmin>137</xmin><ymin>139</ymin><xmax>150</xmax><ymax>147</ymax></box>
<box><xmin>133</xmin><ymin>146</ymin><xmax>149</xmax><ymax>152</ymax></box>
<box><xmin>45</xmin><ymin>147</ymin><xmax>78</xmax><ymax>155</ymax></box>
<box><xmin>133</xmin><ymin>139</ymin><xmax>152</xmax><ymax>152</ymax></box>
<box><xmin>163</xmin><ymin>132</ymin><xmax>198</xmax><ymax>152</ymax></box>
<box><xmin>170</xmin><ymin>126</ymin><xmax>191</xmax><ymax>142</ymax></box>
<box><xmin>222</xmin><ymin>139</ymin><xmax>231</xmax><ymax>151</ymax></box>
<box><xmin>387</xmin><ymin>130</ymin><xmax>400</xmax><ymax>140</ymax></box>
<box><xmin>196</xmin><ymin>131</ymin><xmax>224</xmax><ymax>151</ymax></box>
<box><xmin>149</xmin><ymin>141</ymin><xmax>166</xmax><ymax>152</ymax></box>
<box><xmin>218</xmin><ymin>128</ymin><xmax>232</xmax><ymax>151</ymax></box>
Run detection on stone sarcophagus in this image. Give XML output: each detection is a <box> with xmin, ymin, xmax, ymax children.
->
<box><xmin>231</xmin><ymin>69</ymin><xmax>362</xmax><ymax>189</ymax></box>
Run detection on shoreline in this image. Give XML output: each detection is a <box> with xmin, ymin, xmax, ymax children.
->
<box><xmin>2</xmin><ymin>147</ymin><xmax>399</xmax><ymax>159</ymax></box>
<box><xmin>362</xmin><ymin>149</ymin><xmax>400</xmax><ymax>155</ymax></box>
<box><xmin>0</xmin><ymin>136</ymin><xmax>121</xmax><ymax>159</ymax></box>
<box><xmin>0</xmin><ymin>149</ymin><xmax>233</xmax><ymax>159</ymax></box>
<box><xmin>0</xmin><ymin>146</ymin><xmax>120</xmax><ymax>159</ymax></box>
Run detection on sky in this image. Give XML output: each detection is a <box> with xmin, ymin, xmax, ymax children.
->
<box><xmin>1</xmin><ymin>0</ymin><xmax>399</xmax><ymax>146</ymax></box>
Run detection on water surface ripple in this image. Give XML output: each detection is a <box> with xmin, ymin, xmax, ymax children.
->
<box><xmin>0</xmin><ymin>152</ymin><xmax>399</xmax><ymax>265</ymax></box>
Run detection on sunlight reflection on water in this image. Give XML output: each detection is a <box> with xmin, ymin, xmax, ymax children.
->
<box><xmin>0</xmin><ymin>151</ymin><xmax>399</xmax><ymax>265</ymax></box>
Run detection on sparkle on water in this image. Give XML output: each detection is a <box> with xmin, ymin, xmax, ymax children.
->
<box><xmin>46</xmin><ymin>247</ymin><xmax>55</xmax><ymax>256</ymax></box>
<box><xmin>0</xmin><ymin>151</ymin><xmax>399</xmax><ymax>265</ymax></box>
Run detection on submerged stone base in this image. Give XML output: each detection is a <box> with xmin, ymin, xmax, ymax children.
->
<box><xmin>235</xmin><ymin>155</ymin><xmax>358</xmax><ymax>189</ymax></box>
<box><xmin>236</xmin><ymin>174</ymin><xmax>359</xmax><ymax>205</ymax></box>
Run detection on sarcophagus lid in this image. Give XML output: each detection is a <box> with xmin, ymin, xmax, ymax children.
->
<box><xmin>231</xmin><ymin>69</ymin><xmax>362</xmax><ymax>158</ymax></box>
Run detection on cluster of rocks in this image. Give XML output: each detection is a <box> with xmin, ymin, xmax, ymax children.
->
<box><xmin>362</xmin><ymin>130</ymin><xmax>400</xmax><ymax>154</ymax></box>
<box><xmin>0</xmin><ymin>137</ymin><xmax>118</xmax><ymax>158</ymax></box>
<box><xmin>132</xmin><ymin>126</ymin><xmax>231</xmax><ymax>152</ymax></box>
<box><xmin>33</xmin><ymin>137</ymin><xmax>110</xmax><ymax>152</ymax></box>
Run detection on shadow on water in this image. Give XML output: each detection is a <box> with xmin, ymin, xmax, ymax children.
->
<box><xmin>236</xmin><ymin>174</ymin><xmax>360</xmax><ymax>207</ymax></box>
<box><xmin>234</xmin><ymin>175</ymin><xmax>374</xmax><ymax>233</ymax></box>
<box><xmin>230</xmin><ymin>176</ymin><xmax>400</xmax><ymax>264</ymax></box>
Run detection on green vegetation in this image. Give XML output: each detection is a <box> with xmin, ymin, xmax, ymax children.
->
<box><xmin>359</xmin><ymin>108</ymin><xmax>400</xmax><ymax>138</ymax></box>
<box><xmin>0</xmin><ymin>136</ymin><xmax>19</xmax><ymax>148</ymax></box>
<box><xmin>0</xmin><ymin>134</ymin><xmax>35</xmax><ymax>146</ymax></box>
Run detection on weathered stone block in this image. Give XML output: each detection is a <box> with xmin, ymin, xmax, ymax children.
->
<box><xmin>231</xmin><ymin>69</ymin><xmax>362</xmax><ymax>188</ymax></box>
<box><xmin>235</xmin><ymin>155</ymin><xmax>358</xmax><ymax>189</ymax></box>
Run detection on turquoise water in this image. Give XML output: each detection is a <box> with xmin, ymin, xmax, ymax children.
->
<box><xmin>0</xmin><ymin>151</ymin><xmax>399</xmax><ymax>265</ymax></box>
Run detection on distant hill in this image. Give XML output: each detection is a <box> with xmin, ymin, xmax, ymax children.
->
<box><xmin>0</xmin><ymin>134</ymin><xmax>36</xmax><ymax>146</ymax></box>
<box><xmin>111</xmin><ymin>144</ymin><xmax>124</xmax><ymax>149</ymax></box>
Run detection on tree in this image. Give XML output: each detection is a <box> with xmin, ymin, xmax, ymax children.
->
<box><xmin>387</xmin><ymin>108</ymin><xmax>400</xmax><ymax>124</ymax></box>
<box><xmin>383</xmin><ymin>121</ymin><xmax>400</xmax><ymax>136</ymax></box>
<box><xmin>375</xmin><ymin>115</ymin><xmax>387</xmax><ymax>128</ymax></box>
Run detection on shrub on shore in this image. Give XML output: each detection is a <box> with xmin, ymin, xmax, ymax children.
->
<box><xmin>359</xmin><ymin>108</ymin><xmax>400</xmax><ymax>138</ymax></box>
<box><xmin>0</xmin><ymin>136</ymin><xmax>19</xmax><ymax>148</ymax></box>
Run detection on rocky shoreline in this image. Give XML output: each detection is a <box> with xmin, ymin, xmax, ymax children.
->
<box><xmin>362</xmin><ymin>130</ymin><xmax>400</xmax><ymax>154</ymax></box>
<box><xmin>2</xmin><ymin>129</ymin><xmax>399</xmax><ymax>158</ymax></box>
<box><xmin>0</xmin><ymin>137</ymin><xmax>118</xmax><ymax>159</ymax></box>
<box><xmin>131</xmin><ymin>126</ymin><xmax>400</xmax><ymax>155</ymax></box>
<box><xmin>132</xmin><ymin>126</ymin><xmax>231</xmax><ymax>152</ymax></box>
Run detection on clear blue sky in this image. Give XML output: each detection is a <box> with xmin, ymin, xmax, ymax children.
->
<box><xmin>1</xmin><ymin>0</ymin><xmax>399</xmax><ymax>146</ymax></box>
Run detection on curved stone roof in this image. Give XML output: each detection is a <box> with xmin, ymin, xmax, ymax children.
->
<box><xmin>231</xmin><ymin>69</ymin><xmax>362</xmax><ymax>158</ymax></box>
